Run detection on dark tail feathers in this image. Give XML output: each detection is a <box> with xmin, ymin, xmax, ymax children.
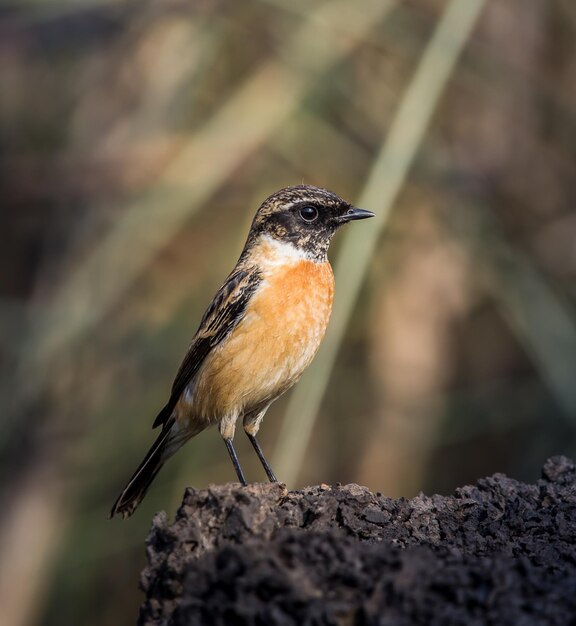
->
<box><xmin>109</xmin><ymin>420</ymin><xmax>174</xmax><ymax>519</ymax></box>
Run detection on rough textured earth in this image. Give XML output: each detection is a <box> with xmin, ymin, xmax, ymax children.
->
<box><xmin>139</xmin><ymin>457</ymin><xmax>576</xmax><ymax>626</ymax></box>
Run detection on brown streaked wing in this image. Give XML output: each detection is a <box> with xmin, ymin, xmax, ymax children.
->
<box><xmin>152</xmin><ymin>267</ymin><xmax>262</xmax><ymax>429</ymax></box>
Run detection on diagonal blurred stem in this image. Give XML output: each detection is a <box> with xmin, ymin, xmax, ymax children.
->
<box><xmin>272</xmin><ymin>0</ymin><xmax>487</xmax><ymax>485</ymax></box>
<box><xmin>445</xmin><ymin>195</ymin><xmax>576</xmax><ymax>423</ymax></box>
<box><xmin>489</xmin><ymin>258</ymin><xmax>576</xmax><ymax>421</ymax></box>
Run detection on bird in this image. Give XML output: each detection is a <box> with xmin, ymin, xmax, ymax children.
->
<box><xmin>110</xmin><ymin>184</ymin><xmax>374</xmax><ymax>518</ymax></box>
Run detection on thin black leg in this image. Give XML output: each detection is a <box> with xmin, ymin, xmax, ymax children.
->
<box><xmin>224</xmin><ymin>438</ymin><xmax>247</xmax><ymax>486</ymax></box>
<box><xmin>246</xmin><ymin>433</ymin><xmax>278</xmax><ymax>482</ymax></box>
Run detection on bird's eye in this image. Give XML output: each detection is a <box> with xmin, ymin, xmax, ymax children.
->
<box><xmin>299</xmin><ymin>206</ymin><xmax>319</xmax><ymax>223</ymax></box>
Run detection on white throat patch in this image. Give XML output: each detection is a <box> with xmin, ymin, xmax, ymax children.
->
<box><xmin>259</xmin><ymin>234</ymin><xmax>317</xmax><ymax>266</ymax></box>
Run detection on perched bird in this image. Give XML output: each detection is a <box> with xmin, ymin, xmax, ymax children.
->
<box><xmin>110</xmin><ymin>185</ymin><xmax>373</xmax><ymax>518</ymax></box>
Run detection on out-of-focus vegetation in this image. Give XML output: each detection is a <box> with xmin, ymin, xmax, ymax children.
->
<box><xmin>1</xmin><ymin>0</ymin><xmax>575</xmax><ymax>625</ymax></box>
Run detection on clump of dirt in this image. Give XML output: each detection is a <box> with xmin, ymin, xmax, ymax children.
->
<box><xmin>139</xmin><ymin>456</ymin><xmax>576</xmax><ymax>625</ymax></box>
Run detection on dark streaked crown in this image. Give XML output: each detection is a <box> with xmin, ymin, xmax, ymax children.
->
<box><xmin>244</xmin><ymin>185</ymin><xmax>369</xmax><ymax>262</ymax></box>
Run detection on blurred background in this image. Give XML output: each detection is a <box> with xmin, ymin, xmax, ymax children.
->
<box><xmin>2</xmin><ymin>0</ymin><xmax>576</xmax><ymax>624</ymax></box>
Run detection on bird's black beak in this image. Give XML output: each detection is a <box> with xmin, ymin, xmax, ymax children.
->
<box><xmin>338</xmin><ymin>207</ymin><xmax>375</xmax><ymax>223</ymax></box>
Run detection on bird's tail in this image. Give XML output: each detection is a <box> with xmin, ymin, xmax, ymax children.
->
<box><xmin>110</xmin><ymin>419</ymin><xmax>181</xmax><ymax>519</ymax></box>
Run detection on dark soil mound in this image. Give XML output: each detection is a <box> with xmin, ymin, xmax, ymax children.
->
<box><xmin>139</xmin><ymin>456</ymin><xmax>576</xmax><ymax>625</ymax></box>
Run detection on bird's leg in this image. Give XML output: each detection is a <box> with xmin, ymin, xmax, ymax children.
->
<box><xmin>243</xmin><ymin>407</ymin><xmax>277</xmax><ymax>482</ymax></box>
<box><xmin>246</xmin><ymin>432</ymin><xmax>278</xmax><ymax>482</ymax></box>
<box><xmin>220</xmin><ymin>417</ymin><xmax>247</xmax><ymax>485</ymax></box>
<box><xmin>223</xmin><ymin>438</ymin><xmax>247</xmax><ymax>486</ymax></box>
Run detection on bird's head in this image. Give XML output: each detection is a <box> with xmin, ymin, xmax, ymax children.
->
<box><xmin>246</xmin><ymin>185</ymin><xmax>374</xmax><ymax>262</ymax></box>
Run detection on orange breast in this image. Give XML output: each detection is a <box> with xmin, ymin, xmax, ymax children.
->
<box><xmin>185</xmin><ymin>259</ymin><xmax>334</xmax><ymax>423</ymax></box>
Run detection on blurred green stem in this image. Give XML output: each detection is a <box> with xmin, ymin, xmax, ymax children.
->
<box><xmin>272</xmin><ymin>0</ymin><xmax>487</xmax><ymax>485</ymax></box>
<box><xmin>445</xmin><ymin>195</ymin><xmax>576</xmax><ymax>423</ymax></box>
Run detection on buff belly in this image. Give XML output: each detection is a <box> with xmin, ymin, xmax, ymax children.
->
<box><xmin>176</xmin><ymin>260</ymin><xmax>334</xmax><ymax>429</ymax></box>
